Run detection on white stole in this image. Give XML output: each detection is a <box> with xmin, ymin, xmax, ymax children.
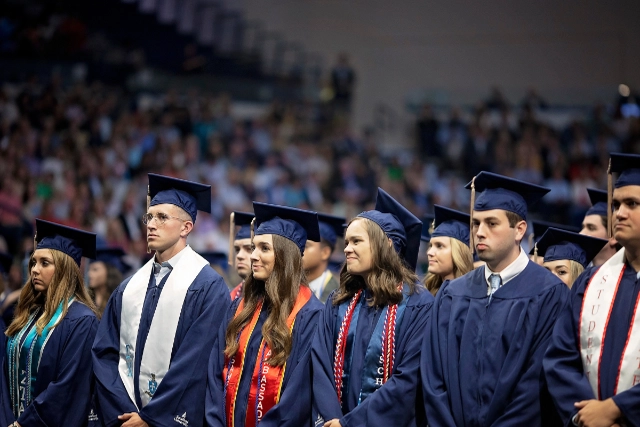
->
<box><xmin>118</xmin><ymin>246</ymin><xmax>209</xmax><ymax>408</ymax></box>
<box><xmin>579</xmin><ymin>248</ymin><xmax>640</xmax><ymax>397</ymax></box>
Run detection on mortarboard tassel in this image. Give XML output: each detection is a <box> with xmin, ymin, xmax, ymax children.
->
<box><xmin>147</xmin><ymin>185</ymin><xmax>151</xmax><ymax>254</ymax></box>
<box><xmin>607</xmin><ymin>159</ymin><xmax>613</xmax><ymax>238</ymax></box>
<box><xmin>469</xmin><ymin>176</ymin><xmax>476</xmax><ymax>252</ymax></box>
<box><xmin>228</xmin><ymin>212</ymin><xmax>235</xmax><ymax>266</ymax></box>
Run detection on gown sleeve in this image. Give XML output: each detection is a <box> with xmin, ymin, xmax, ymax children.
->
<box><xmin>92</xmin><ymin>284</ymin><xmax>139</xmax><ymax>427</ymax></box>
<box><xmin>339</xmin><ymin>292</ymin><xmax>433</xmax><ymax>427</ymax></box>
<box><xmin>138</xmin><ymin>274</ymin><xmax>231</xmax><ymax>427</ymax></box>
<box><xmin>19</xmin><ymin>315</ymin><xmax>99</xmax><ymax>427</ymax></box>
<box><xmin>490</xmin><ymin>281</ymin><xmax>569</xmax><ymax>426</ymax></box>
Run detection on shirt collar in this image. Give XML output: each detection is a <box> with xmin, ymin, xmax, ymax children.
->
<box><xmin>484</xmin><ymin>246</ymin><xmax>530</xmax><ymax>286</ymax></box>
<box><xmin>154</xmin><ymin>245</ymin><xmax>188</xmax><ymax>270</ymax></box>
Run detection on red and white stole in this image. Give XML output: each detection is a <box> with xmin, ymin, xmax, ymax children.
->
<box><xmin>224</xmin><ymin>286</ymin><xmax>312</xmax><ymax>427</ymax></box>
<box><xmin>579</xmin><ymin>248</ymin><xmax>640</xmax><ymax>397</ymax></box>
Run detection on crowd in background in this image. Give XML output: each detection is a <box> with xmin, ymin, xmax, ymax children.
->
<box><xmin>1</xmin><ymin>73</ymin><xmax>639</xmax><ymax>288</ymax></box>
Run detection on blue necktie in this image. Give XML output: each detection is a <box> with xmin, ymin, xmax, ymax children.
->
<box><xmin>488</xmin><ymin>273</ymin><xmax>501</xmax><ymax>305</ymax></box>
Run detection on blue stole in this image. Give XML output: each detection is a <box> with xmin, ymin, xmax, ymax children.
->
<box><xmin>6</xmin><ymin>299</ymin><xmax>71</xmax><ymax>418</ymax></box>
<box><xmin>336</xmin><ymin>288</ymin><xmax>408</xmax><ymax>411</ymax></box>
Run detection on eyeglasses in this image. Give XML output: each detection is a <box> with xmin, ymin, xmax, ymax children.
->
<box><xmin>142</xmin><ymin>212</ymin><xmax>187</xmax><ymax>226</ymax></box>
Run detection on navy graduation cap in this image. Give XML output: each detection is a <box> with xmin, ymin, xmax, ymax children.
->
<box><xmin>92</xmin><ymin>247</ymin><xmax>130</xmax><ymax>275</ymax></box>
<box><xmin>432</xmin><ymin>205</ymin><xmax>471</xmax><ymax>246</ymax></box>
<box><xmin>420</xmin><ymin>214</ymin><xmax>435</xmax><ymax>242</ymax></box>
<box><xmin>585</xmin><ymin>188</ymin><xmax>608</xmax><ymax>217</ymax></box>
<box><xmin>466</xmin><ymin>172</ymin><xmax>550</xmax><ymax>220</ymax></box>
<box><xmin>357</xmin><ymin>188</ymin><xmax>423</xmax><ymax>271</ymax></box>
<box><xmin>533</xmin><ymin>227</ymin><xmax>607</xmax><ymax>268</ymax></box>
<box><xmin>148</xmin><ymin>173</ymin><xmax>211</xmax><ymax>222</ymax></box>
<box><xmin>0</xmin><ymin>252</ymin><xmax>12</xmax><ymax>275</ymax></box>
<box><xmin>317</xmin><ymin>213</ymin><xmax>347</xmax><ymax>248</ymax></box>
<box><xmin>610</xmin><ymin>152</ymin><xmax>640</xmax><ymax>188</ymax></box>
<box><xmin>531</xmin><ymin>220</ymin><xmax>579</xmax><ymax>242</ymax></box>
<box><xmin>34</xmin><ymin>219</ymin><xmax>97</xmax><ymax>266</ymax></box>
<box><xmin>232</xmin><ymin>211</ymin><xmax>254</xmax><ymax>241</ymax></box>
<box><xmin>253</xmin><ymin>202</ymin><xmax>320</xmax><ymax>254</ymax></box>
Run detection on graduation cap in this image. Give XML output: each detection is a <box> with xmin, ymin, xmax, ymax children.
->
<box><xmin>532</xmin><ymin>227</ymin><xmax>607</xmax><ymax>268</ymax></box>
<box><xmin>420</xmin><ymin>214</ymin><xmax>435</xmax><ymax>242</ymax></box>
<box><xmin>431</xmin><ymin>205</ymin><xmax>471</xmax><ymax>246</ymax></box>
<box><xmin>466</xmin><ymin>172</ymin><xmax>550</xmax><ymax>221</ymax></box>
<box><xmin>0</xmin><ymin>252</ymin><xmax>13</xmax><ymax>275</ymax></box>
<box><xmin>528</xmin><ymin>220</ymin><xmax>579</xmax><ymax>252</ymax></box>
<box><xmin>34</xmin><ymin>219</ymin><xmax>97</xmax><ymax>266</ymax></box>
<box><xmin>200</xmin><ymin>251</ymin><xmax>229</xmax><ymax>272</ymax></box>
<box><xmin>317</xmin><ymin>213</ymin><xmax>347</xmax><ymax>248</ymax></box>
<box><xmin>357</xmin><ymin>188</ymin><xmax>423</xmax><ymax>271</ymax></box>
<box><xmin>91</xmin><ymin>247</ymin><xmax>130</xmax><ymax>275</ymax></box>
<box><xmin>253</xmin><ymin>202</ymin><xmax>320</xmax><ymax>254</ymax></box>
<box><xmin>148</xmin><ymin>173</ymin><xmax>211</xmax><ymax>222</ymax></box>
<box><xmin>585</xmin><ymin>188</ymin><xmax>608</xmax><ymax>218</ymax></box>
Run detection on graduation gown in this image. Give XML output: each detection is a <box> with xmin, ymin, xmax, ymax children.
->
<box><xmin>311</xmin><ymin>287</ymin><xmax>434</xmax><ymax>427</ymax></box>
<box><xmin>544</xmin><ymin>263</ymin><xmax>640</xmax><ymax>426</ymax></box>
<box><xmin>422</xmin><ymin>262</ymin><xmax>570</xmax><ymax>427</ymax></box>
<box><xmin>320</xmin><ymin>273</ymin><xmax>340</xmax><ymax>304</ymax></box>
<box><xmin>0</xmin><ymin>302</ymin><xmax>98</xmax><ymax>427</ymax></box>
<box><xmin>92</xmin><ymin>265</ymin><xmax>230</xmax><ymax>427</ymax></box>
<box><xmin>205</xmin><ymin>292</ymin><xmax>323</xmax><ymax>427</ymax></box>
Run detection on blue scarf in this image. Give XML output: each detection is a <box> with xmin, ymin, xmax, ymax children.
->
<box><xmin>6</xmin><ymin>299</ymin><xmax>72</xmax><ymax>418</ymax></box>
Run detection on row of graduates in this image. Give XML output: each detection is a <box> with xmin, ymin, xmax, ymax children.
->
<box><xmin>0</xmin><ymin>152</ymin><xmax>638</xmax><ymax>427</ymax></box>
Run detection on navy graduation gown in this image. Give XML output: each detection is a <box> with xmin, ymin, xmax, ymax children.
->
<box><xmin>205</xmin><ymin>293</ymin><xmax>323</xmax><ymax>427</ymax></box>
<box><xmin>311</xmin><ymin>287</ymin><xmax>434</xmax><ymax>427</ymax></box>
<box><xmin>92</xmin><ymin>266</ymin><xmax>230</xmax><ymax>427</ymax></box>
<box><xmin>422</xmin><ymin>262</ymin><xmax>570</xmax><ymax>427</ymax></box>
<box><xmin>0</xmin><ymin>302</ymin><xmax>98</xmax><ymax>427</ymax></box>
<box><xmin>544</xmin><ymin>263</ymin><xmax>640</xmax><ymax>426</ymax></box>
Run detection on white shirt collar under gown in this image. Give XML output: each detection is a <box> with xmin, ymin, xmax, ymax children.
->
<box><xmin>484</xmin><ymin>246</ymin><xmax>530</xmax><ymax>294</ymax></box>
<box><xmin>308</xmin><ymin>270</ymin><xmax>330</xmax><ymax>300</ymax></box>
<box><xmin>118</xmin><ymin>245</ymin><xmax>208</xmax><ymax>409</ymax></box>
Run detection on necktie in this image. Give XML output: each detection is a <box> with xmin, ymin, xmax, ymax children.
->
<box><xmin>488</xmin><ymin>274</ymin><xmax>502</xmax><ymax>304</ymax></box>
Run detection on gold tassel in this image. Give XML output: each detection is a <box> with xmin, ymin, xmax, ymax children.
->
<box><xmin>534</xmin><ymin>243</ymin><xmax>539</xmax><ymax>264</ymax></box>
<box><xmin>250</xmin><ymin>218</ymin><xmax>255</xmax><ymax>241</ymax></box>
<box><xmin>469</xmin><ymin>176</ymin><xmax>476</xmax><ymax>252</ymax></box>
<box><xmin>228</xmin><ymin>212</ymin><xmax>235</xmax><ymax>266</ymax></box>
<box><xmin>428</xmin><ymin>218</ymin><xmax>435</xmax><ymax>235</ymax></box>
<box><xmin>607</xmin><ymin>158</ymin><xmax>613</xmax><ymax>238</ymax></box>
<box><xmin>146</xmin><ymin>184</ymin><xmax>151</xmax><ymax>254</ymax></box>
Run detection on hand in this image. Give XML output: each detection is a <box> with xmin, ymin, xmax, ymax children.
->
<box><xmin>574</xmin><ymin>398</ymin><xmax>621</xmax><ymax>427</ymax></box>
<box><xmin>118</xmin><ymin>412</ymin><xmax>149</xmax><ymax>427</ymax></box>
<box><xmin>323</xmin><ymin>419</ymin><xmax>342</xmax><ymax>427</ymax></box>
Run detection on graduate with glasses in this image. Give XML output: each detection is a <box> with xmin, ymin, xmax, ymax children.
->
<box><xmin>422</xmin><ymin>172</ymin><xmax>570</xmax><ymax>426</ymax></box>
<box><xmin>544</xmin><ymin>153</ymin><xmax>640</xmax><ymax>426</ymax></box>
<box><xmin>311</xmin><ymin>188</ymin><xmax>434</xmax><ymax>427</ymax></box>
<box><xmin>92</xmin><ymin>174</ymin><xmax>230</xmax><ymax>427</ymax></box>
<box><xmin>206</xmin><ymin>203</ymin><xmax>323</xmax><ymax>427</ymax></box>
<box><xmin>0</xmin><ymin>220</ymin><xmax>99</xmax><ymax>427</ymax></box>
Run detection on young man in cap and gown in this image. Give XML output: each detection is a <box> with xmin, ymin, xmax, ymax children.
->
<box><xmin>421</xmin><ymin>172</ymin><xmax>570</xmax><ymax>426</ymax></box>
<box><xmin>580</xmin><ymin>188</ymin><xmax>620</xmax><ymax>267</ymax></box>
<box><xmin>228</xmin><ymin>211</ymin><xmax>253</xmax><ymax>300</ymax></box>
<box><xmin>544</xmin><ymin>153</ymin><xmax>640</xmax><ymax>426</ymax></box>
<box><xmin>92</xmin><ymin>174</ymin><xmax>231</xmax><ymax>427</ymax></box>
<box><xmin>303</xmin><ymin>213</ymin><xmax>345</xmax><ymax>303</ymax></box>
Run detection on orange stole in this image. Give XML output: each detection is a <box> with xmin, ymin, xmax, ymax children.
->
<box><xmin>224</xmin><ymin>286</ymin><xmax>312</xmax><ymax>427</ymax></box>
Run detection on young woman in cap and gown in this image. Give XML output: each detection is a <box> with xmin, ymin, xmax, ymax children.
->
<box><xmin>0</xmin><ymin>219</ymin><xmax>99</xmax><ymax>427</ymax></box>
<box><xmin>205</xmin><ymin>202</ymin><xmax>324</xmax><ymax>427</ymax></box>
<box><xmin>530</xmin><ymin>227</ymin><xmax>606</xmax><ymax>288</ymax></box>
<box><xmin>544</xmin><ymin>153</ymin><xmax>640</xmax><ymax>426</ymax></box>
<box><xmin>92</xmin><ymin>174</ymin><xmax>231</xmax><ymax>427</ymax></box>
<box><xmin>88</xmin><ymin>247</ymin><xmax>129</xmax><ymax>316</ymax></box>
<box><xmin>423</xmin><ymin>206</ymin><xmax>473</xmax><ymax>296</ymax></box>
<box><xmin>422</xmin><ymin>172</ymin><xmax>570</xmax><ymax>426</ymax></box>
<box><xmin>311</xmin><ymin>188</ymin><xmax>434</xmax><ymax>427</ymax></box>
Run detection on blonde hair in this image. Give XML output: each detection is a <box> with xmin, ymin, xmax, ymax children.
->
<box><xmin>423</xmin><ymin>237</ymin><xmax>474</xmax><ymax>295</ymax></box>
<box><xmin>333</xmin><ymin>217</ymin><xmax>420</xmax><ymax>307</ymax></box>
<box><xmin>6</xmin><ymin>249</ymin><xmax>98</xmax><ymax>337</ymax></box>
<box><xmin>569</xmin><ymin>260</ymin><xmax>585</xmax><ymax>288</ymax></box>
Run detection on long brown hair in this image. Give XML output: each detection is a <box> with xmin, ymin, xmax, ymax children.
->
<box><xmin>225</xmin><ymin>234</ymin><xmax>307</xmax><ymax>367</ymax></box>
<box><xmin>90</xmin><ymin>263</ymin><xmax>123</xmax><ymax>316</ymax></box>
<box><xmin>6</xmin><ymin>249</ymin><xmax>98</xmax><ymax>336</ymax></box>
<box><xmin>423</xmin><ymin>237</ymin><xmax>474</xmax><ymax>295</ymax></box>
<box><xmin>333</xmin><ymin>217</ymin><xmax>420</xmax><ymax>307</ymax></box>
